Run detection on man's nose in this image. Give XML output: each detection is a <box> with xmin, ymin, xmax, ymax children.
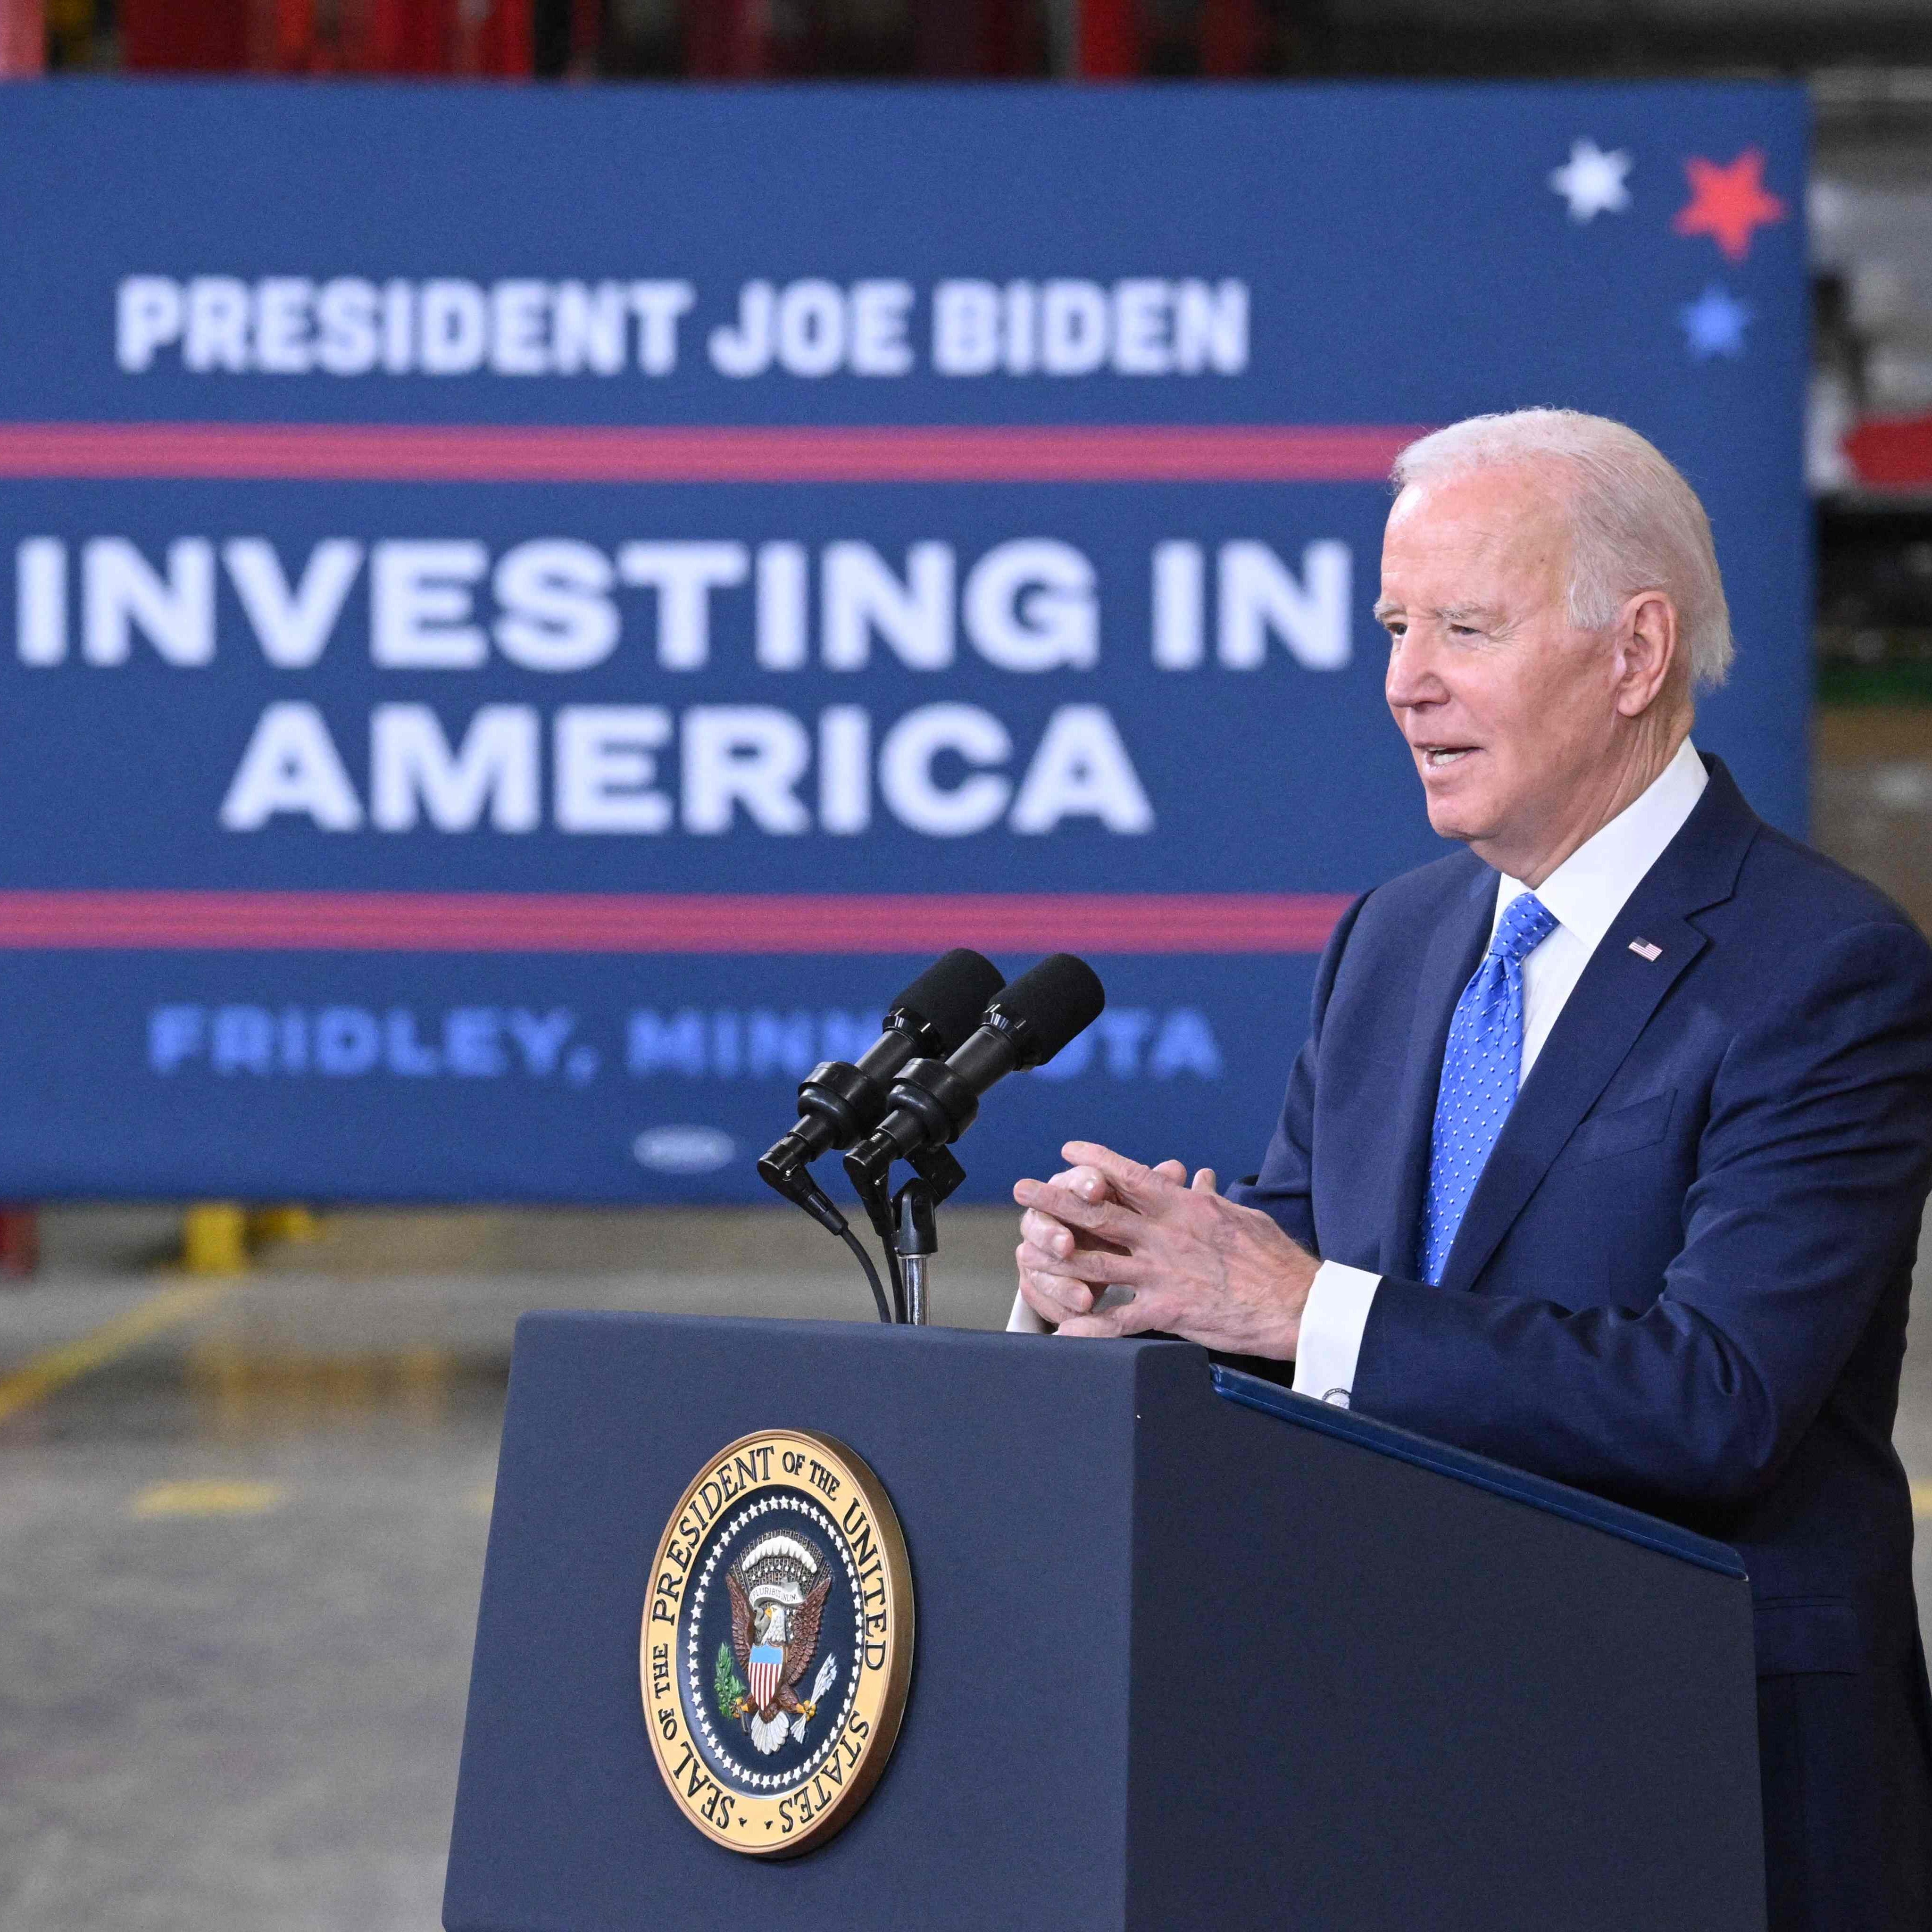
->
<box><xmin>1385</xmin><ymin>636</ymin><xmax>1445</xmax><ymax>711</ymax></box>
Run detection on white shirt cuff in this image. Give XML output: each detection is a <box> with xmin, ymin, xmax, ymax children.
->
<box><xmin>1290</xmin><ymin>1261</ymin><xmax>1381</xmax><ymax>1408</ymax></box>
<box><xmin>1007</xmin><ymin>1287</ymin><xmax>1050</xmax><ymax>1334</ymax></box>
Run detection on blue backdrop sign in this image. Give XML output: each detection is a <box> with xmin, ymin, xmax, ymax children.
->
<box><xmin>0</xmin><ymin>80</ymin><xmax>1806</xmax><ymax>1202</ymax></box>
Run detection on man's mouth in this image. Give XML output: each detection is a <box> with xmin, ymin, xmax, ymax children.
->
<box><xmin>1418</xmin><ymin>745</ymin><xmax>1477</xmax><ymax>769</ymax></box>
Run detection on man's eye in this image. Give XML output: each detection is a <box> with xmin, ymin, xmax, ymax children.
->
<box><xmin>1449</xmin><ymin>624</ymin><xmax>1477</xmax><ymax>637</ymax></box>
<box><xmin>1383</xmin><ymin>621</ymin><xmax>1406</xmax><ymax>640</ymax></box>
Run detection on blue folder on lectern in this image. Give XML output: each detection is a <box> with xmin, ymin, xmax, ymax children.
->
<box><xmin>446</xmin><ymin>1315</ymin><xmax>1764</xmax><ymax>1930</ymax></box>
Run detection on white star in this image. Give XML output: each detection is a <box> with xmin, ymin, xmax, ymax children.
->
<box><xmin>1549</xmin><ymin>139</ymin><xmax>1632</xmax><ymax>223</ymax></box>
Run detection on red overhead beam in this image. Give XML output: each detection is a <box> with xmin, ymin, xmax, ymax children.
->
<box><xmin>1078</xmin><ymin>0</ymin><xmax>1140</xmax><ymax>78</ymax></box>
<box><xmin>119</xmin><ymin>0</ymin><xmax>532</xmax><ymax>75</ymax></box>
<box><xmin>121</xmin><ymin>0</ymin><xmax>248</xmax><ymax>69</ymax></box>
<box><xmin>0</xmin><ymin>0</ymin><xmax>43</xmax><ymax>74</ymax></box>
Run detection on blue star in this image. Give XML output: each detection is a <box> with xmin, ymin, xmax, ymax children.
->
<box><xmin>1680</xmin><ymin>283</ymin><xmax>1752</xmax><ymax>360</ymax></box>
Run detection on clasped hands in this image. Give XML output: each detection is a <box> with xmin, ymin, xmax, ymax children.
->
<box><xmin>1013</xmin><ymin>1141</ymin><xmax>1318</xmax><ymax>1360</ymax></box>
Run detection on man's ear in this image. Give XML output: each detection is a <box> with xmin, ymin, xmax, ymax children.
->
<box><xmin>1614</xmin><ymin>590</ymin><xmax>1681</xmax><ymax>717</ymax></box>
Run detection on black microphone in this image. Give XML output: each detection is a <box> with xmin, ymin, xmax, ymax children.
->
<box><xmin>842</xmin><ymin>953</ymin><xmax>1106</xmax><ymax>1190</ymax></box>
<box><xmin>757</xmin><ymin>948</ymin><xmax>1006</xmax><ymax>1221</ymax></box>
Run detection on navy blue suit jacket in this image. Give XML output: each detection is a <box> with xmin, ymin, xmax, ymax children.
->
<box><xmin>1231</xmin><ymin>757</ymin><xmax>1932</xmax><ymax>1929</ymax></box>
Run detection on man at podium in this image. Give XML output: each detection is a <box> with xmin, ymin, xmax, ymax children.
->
<box><xmin>1012</xmin><ymin>410</ymin><xmax>1932</xmax><ymax>1932</ymax></box>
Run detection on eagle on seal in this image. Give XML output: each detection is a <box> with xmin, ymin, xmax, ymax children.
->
<box><xmin>726</xmin><ymin>1532</ymin><xmax>835</xmax><ymax>1756</ymax></box>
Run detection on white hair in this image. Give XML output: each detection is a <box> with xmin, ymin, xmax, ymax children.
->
<box><xmin>1391</xmin><ymin>408</ymin><xmax>1734</xmax><ymax>689</ymax></box>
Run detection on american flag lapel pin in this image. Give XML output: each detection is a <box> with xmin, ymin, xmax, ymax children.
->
<box><xmin>1628</xmin><ymin>939</ymin><xmax>1663</xmax><ymax>962</ymax></box>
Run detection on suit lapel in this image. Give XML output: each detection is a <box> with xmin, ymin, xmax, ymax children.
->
<box><xmin>1379</xmin><ymin>863</ymin><xmax>1493</xmax><ymax>1275</ymax></box>
<box><xmin>1437</xmin><ymin>916</ymin><xmax>1706</xmax><ymax>1292</ymax></box>
<box><xmin>1436</xmin><ymin>755</ymin><xmax>1759</xmax><ymax>1294</ymax></box>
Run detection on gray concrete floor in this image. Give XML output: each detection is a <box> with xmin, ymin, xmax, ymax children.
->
<box><xmin>0</xmin><ymin>1207</ymin><xmax>1027</xmax><ymax>1932</ymax></box>
<box><xmin>7</xmin><ymin>714</ymin><xmax>1932</xmax><ymax>1932</ymax></box>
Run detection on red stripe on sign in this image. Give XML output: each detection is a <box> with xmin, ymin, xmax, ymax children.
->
<box><xmin>0</xmin><ymin>422</ymin><xmax>1421</xmax><ymax>484</ymax></box>
<box><xmin>0</xmin><ymin>891</ymin><xmax>1350</xmax><ymax>955</ymax></box>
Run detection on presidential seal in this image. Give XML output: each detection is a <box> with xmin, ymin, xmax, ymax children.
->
<box><xmin>641</xmin><ymin>1429</ymin><xmax>913</xmax><ymax>1857</ymax></box>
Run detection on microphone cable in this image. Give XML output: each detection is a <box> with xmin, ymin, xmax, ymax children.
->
<box><xmin>834</xmin><ymin>1218</ymin><xmax>895</xmax><ymax>1326</ymax></box>
<box><xmin>849</xmin><ymin>1165</ymin><xmax>908</xmax><ymax>1324</ymax></box>
<box><xmin>765</xmin><ymin>1158</ymin><xmax>899</xmax><ymax>1324</ymax></box>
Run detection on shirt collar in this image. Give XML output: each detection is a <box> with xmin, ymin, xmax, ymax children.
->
<box><xmin>1495</xmin><ymin>736</ymin><xmax>1709</xmax><ymax>950</ymax></box>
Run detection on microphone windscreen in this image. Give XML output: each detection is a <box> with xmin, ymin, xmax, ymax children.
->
<box><xmin>888</xmin><ymin>949</ymin><xmax>1007</xmax><ymax>1055</ymax></box>
<box><xmin>988</xmin><ymin>953</ymin><xmax>1106</xmax><ymax>1068</ymax></box>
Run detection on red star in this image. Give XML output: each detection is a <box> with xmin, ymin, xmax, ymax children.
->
<box><xmin>1672</xmin><ymin>148</ymin><xmax>1788</xmax><ymax>262</ymax></box>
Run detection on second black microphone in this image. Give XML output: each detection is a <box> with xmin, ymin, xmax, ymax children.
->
<box><xmin>843</xmin><ymin>953</ymin><xmax>1106</xmax><ymax>1189</ymax></box>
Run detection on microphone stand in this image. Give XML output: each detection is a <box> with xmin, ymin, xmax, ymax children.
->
<box><xmin>889</xmin><ymin>1145</ymin><xmax>965</xmax><ymax>1326</ymax></box>
<box><xmin>893</xmin><ymin>1180</ymin><xmax>933</xmax><ymax>1325</ymax></box>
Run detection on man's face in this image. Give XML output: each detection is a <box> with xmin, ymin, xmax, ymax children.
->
<box><xmin>1377</xmin><ymin>463</ymin><xmax>1629</xmax><ymax>872</ymax></box>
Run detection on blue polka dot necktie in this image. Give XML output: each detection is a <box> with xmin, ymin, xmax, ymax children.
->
<box><xmin>1417</xmin><ymin>891</ymin><xmax>1559</xmax><ymax>1286</ymax></box>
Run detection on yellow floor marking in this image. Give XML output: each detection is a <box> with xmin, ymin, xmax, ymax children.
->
<box><xmin>131</xmin><ymin>1479</ymin><xmax>286</xmax><ymax>1519</ymax></box>
<box><xmin>0</xmin><ymin>1276</ymin><xmax>250</xmax><ymax>1426</ymax></box>
<box><xmin>1912</xmin><ymin>1480</ymin><xmax>1932</xmax><ymax>1520</ymax></box>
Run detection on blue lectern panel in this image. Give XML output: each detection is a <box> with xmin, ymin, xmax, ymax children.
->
<box><xmin>449</xmin><ymin>1318</ymin><xmax>1764</xmax><ymax>1931</ymax></box>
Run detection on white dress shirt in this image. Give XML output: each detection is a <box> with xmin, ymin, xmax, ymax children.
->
<box><xmin>1290</xmin><ymin>735</ymin><xmax>1709</xmax><ymax>1404</ymax></box>
<box><xmin>1008</xmin><ymin>737</ymin><xmax>1709</xmax><ymax>1371</ymax></box>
